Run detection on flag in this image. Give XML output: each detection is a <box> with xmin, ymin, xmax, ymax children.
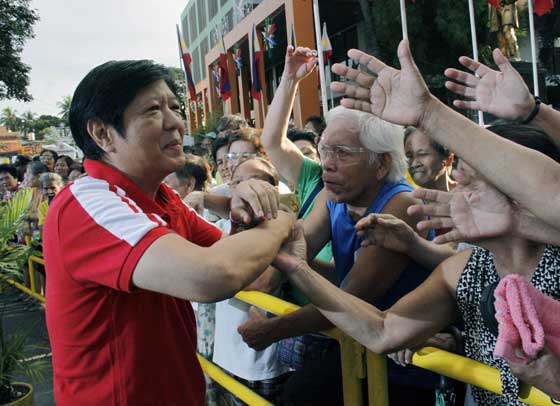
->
<box><xmin>251</xmin><ymin>24</ymin><xmax>262</xmax><ymax>101</ymax></box>
<box><xmin>262</xmin><ymin>17</ymin><xmax>277</xmax><ymax>55</ymax></box>
<box><xmin>218</xmin><ymin>36</ymin><xmax>231</xmax><ymax>101</ymax></box>
<box><xmin>176</xmin><ymin>25</ymin><xmax>197</xmax><ymax>101</ymax></box>
<box><xmin>534</xmin><ymin>0</ymin><xmax>554</xmax><ymax>15</ymax></box>
<box><xmin>212</xmin><ymin>65</ymin><xmax>221</xmax><ymax>98</ymax></box>
<box><xmin>233</xmin><ymin>46</ymin><xmax>243</xmax><ymax>76</ymax></box>
<box><xmin>321</xmin><ymin>23</ymin><xmax>333</xmax><ymax>61</ymax></box>
<box><xmin>291</xmin><ymin>23</ymin><xmax>297</xmax><ymax>48</ymax></box>
<box><xmin>487</xmin><ymin>0</ymin><xmax>500</xmax><ymax>8</ymax></box>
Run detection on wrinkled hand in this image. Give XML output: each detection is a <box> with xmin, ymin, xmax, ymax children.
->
<box><xmin>230</xmin><ymin>179</ymin><xmax>279</xmax><ymax>225</ymax></box>
<box><xmin>330</xmin><ymin>39</ymin><xmax>433</xmax><ymax>127</ymax></box>
<box><xmin>184</xmin><ymin>191</ymin><xmax>205</xmax><ymax>215</ymax></box>
<box><xmin>444</xmin><ymin>49</ymin><xmax>534</xmax><ymax>121</ymax></box>
<box><xmin>508</xmin><ymin>346</ymin><xmax>560</xmax><ymax>399</ymax></box>
<box><xmin>355</xmin><ymin>213</ymin><xmax>417</xmax><ymax>254</ymax></box>
<box><xmin>273</xmin><ymin>221</ymin><xmax>307</xmax><ymax>274</ymax></box>
<box><xmin>238</xmin><ymin>306</ymin><xmax>278</xmax><ymax>351</ymax></box>
<box><xmin>388</xmin><ymin>333</ymin><xmax>459</xmax><ymax>367</ymax></box>
<box><xmin>408</xmin><ymin>170</ymin><xmax>517</xmax><ymax>244</ymax></box>
<box><xmin>282</xmin><ymin>46</ymin><xmax>318</xmax><ymax>82</ymax></box>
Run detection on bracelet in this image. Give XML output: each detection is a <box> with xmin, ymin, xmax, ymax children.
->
<box><xmin>521</xmin><ymin>96</ymin><xmax>541</xmax><ymax>124</ymax></box>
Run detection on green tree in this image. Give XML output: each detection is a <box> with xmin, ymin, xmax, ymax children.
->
<box><xmin>20</xmin><ymin>110</ymin><xmax>35</xmax><ymax>135</ymax></box>
<box><xmin>0</xmin><ymin>107</ymin><xmax>20</xmax><ymax>131</ymax></box>
<box><xmin>0</xmin><ymin>0</ymin><xmax>39</xmax><ymax>102</ymax></box>
<box><xmin>57</xmin><ymin>95</ymin><xmax>72</xmax><ymax>125</ymax></box>
<box><xmin>168</xmin><ymin>67</ymin><xmax>187</xmax><ymax>120</ymax></box>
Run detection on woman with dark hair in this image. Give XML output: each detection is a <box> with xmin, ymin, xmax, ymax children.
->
<box><xmin>67</xmin><ymin>163</ymin><xmax>85</xmax><ymax>181</ymax></box>
<box><xmin>39</xmin><ymin>149</ymin><xmax>58</xmax><ymax>172</ymax></box>
<box><xmin>277</xmin><ymin>124</ymin><xmax>560</xmax><ymax>404</ymax></box>
<box><xmin>54</xmin><ymin>155</ymin><xmax>74</xmax><ymax>182</ymax></box>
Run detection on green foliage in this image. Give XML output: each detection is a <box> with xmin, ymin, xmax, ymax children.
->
<box><xmin>371</xmin><ymin>0</ymin><xmax>490</xmax><ymax>82</ymax></box>
<box><xmin>0</xmin><ymin>107</ymin><xmax>20</xmax><ymax>131</ymax></box>
<box><xmin>0</xmin><ymin>317</ymin><xmax>49</xmax><ymax>403</ymax></box>
<box><xmin>168</xmin><ymin>67</ymin><xmax>187</xmax><ymax>120</ymax></box>
<box><xmin>0</xmin><ymin>0</ymin><xmax>40</xmax><ymax>102</ymax></box>
<box><xmin>56</xmin><ymin>95</ymin><xmax>72</xmax><ymax>126</ymax></box>
<box><xmin>191</xmin><ymin>110</ymin><xmax>222</xmax><ymax>143</ymax></box>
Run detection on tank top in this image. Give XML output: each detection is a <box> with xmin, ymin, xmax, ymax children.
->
<box><xmin>456</xmin><ymin>245</ymin><xmax>560</xmax><ymax>405</ymax></box>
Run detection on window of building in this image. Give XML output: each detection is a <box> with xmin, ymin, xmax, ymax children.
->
<box><xmin>225</xmin><ymin>9</ymin><xmax>233</xmax><ymax>32</ymax></box>
<box><xmin>200</xmin><ymin>36</ymin><xmax>209</xmax><ymax>60</ymax></box>
<box><xmin>208</xmin><ymin>0</ymin><xmax>219</xmax><ymax>20</ymax></box>
<box><xmin>192</xmin><ymin>47</ymin><xmax>201</xmax><ymax>84</ymax></box>
<box><xmin>188</xmin><ymin>6</ymin><xmax>197</xmax><ymax>44</ymax></box>
<box><xmin>197</xmin><ymin>0</ymin><xmax>207</xmax><ymax>30</ymax></box>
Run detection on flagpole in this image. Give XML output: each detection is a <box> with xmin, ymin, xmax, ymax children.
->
<box><xmin>527</xmin><ymin>0</ymin><xmax>540</xmax><ymax>96</ymax></box>
<box><xmin>467</xmin><ymin>0</ymin><xmax>484</xmax><ymax>126</ymax></box>
<box><xmin>400</xmin><ymin>0</ymin><xmax>408</xmax><ymax>40</ymax></box>
<box><xmin>312</xmin><ymin>0</ymin><xmax>329</xmax><ymax>113</ymax></box>
<box><xmin>328</xmin><ymin>61</ymin><xmax>335</xmax><ymax>109</ymax></box>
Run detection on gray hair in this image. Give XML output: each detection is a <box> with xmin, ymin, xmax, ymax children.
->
<box><xmin>325</xmin><ymin>106</ymin><xmax>407</xmax><ymax>183</ymax></box>
<box><xmin>39</xmin><ymin>172</ymin><xmax>63</xmax><ymax>188</ymax></box>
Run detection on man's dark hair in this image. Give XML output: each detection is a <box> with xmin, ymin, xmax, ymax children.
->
<box><xmin>211</xmin><ymin>136</ymin><xmax>230</xmax><ymax>162</ymax></box>
<box><xmin>175</xmin><ymin>155</ymin><xmax>212</xmax><ymax>191</ymax></box>
<box><xmin>215</xmin><ymin>114</ymin><xmax>248</xmax><ymax>133</ymax></box>
<box><xmin>487</xmin><ymin>124</ymin><xmax>560</xmax><ymax>163</ymax></box>
<box><xmin>305</xmin><ymin>115</ymin><xmax>326</xmax><ymax>136</ymax></box>
<box><xmin>69</xmin><ymin>60</ymin><xmax>178</xmax><ymax>161</ymax></box>
<box><xmin>0</xmin><ymin>164</ymin><xmax>18</xmax><ymax>179</ymax></box>
<box><xmin>287</xmin><ymin>129</ymin><xmax>317</xmax><ymax>146</ymax></box>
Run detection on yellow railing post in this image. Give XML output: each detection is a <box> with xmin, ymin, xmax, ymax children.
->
<box><xmin>27</xmin><ymin>256</ymin><xmax>38</xmax><ymax>294</ymax></box>
<box><xmin>366</xmin><ymin>352</ymin><xmax>388</xmax><ymax>406</ymax></box>
<box><xmin>338</xmin><ymin>333</ymin><xmax>365</xmax><ymax>406</ymax></box>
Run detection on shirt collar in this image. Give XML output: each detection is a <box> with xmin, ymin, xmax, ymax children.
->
<box><xmin>83</xmin><ymin>159</ymin><xmax>172</xmax><ymax>217</ymax></box>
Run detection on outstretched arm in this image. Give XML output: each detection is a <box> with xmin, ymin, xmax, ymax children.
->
<box><xmin>330</xmin><ymin>40</ymin><xmax>560</xmax><ymax>230</ymax></box>
<box><xmin>261</xmin><ymin>46</ymin><xmax>318</xmax><ymax>187</ymax></box>
<box><xmin>445</xmin><ymin>49</ymin><xmax>560</xmax><ymax>150</ymax></box>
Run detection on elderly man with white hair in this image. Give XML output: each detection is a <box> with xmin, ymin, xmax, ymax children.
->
<box><xmin>237</xmin><ymin>47</ymin><xmax>439</xmax><ymax>406</ymax></box>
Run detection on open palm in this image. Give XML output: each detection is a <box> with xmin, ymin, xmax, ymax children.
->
<box><xmin>444</xmin><ymin>49</ymin><xmax>533</xmax><ymax>121</ymax></box>
<box><xmin>331</xmin><ymin>40</ymin><xmax>432</xmax><ymax>127</ymax></box>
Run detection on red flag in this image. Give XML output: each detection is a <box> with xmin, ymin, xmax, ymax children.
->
<box><xmin>250</xmin><ymin>24</ymin><xmax>262</xmax><ymax>101</ymax></box>
<box><xmin>321</xmin><ymin>23</ymin><xmax>333</xmax><ymax>61</ymax></box>
<box><xmin>534</xmin><ymin>0</ymin><xmax>554</xmax><ymax>16</ymax></box>
<box><xmin>218</xmin><ymin>37</ymin><xmax>231</xmax><ymax>101</ymax></box>
<box><xmin>176</xmin><ymin>25</ymin><xmax>197</xmax><ymax>101</ymax></box>
<box><xmin>488</xmin><ymin>0</ymin><xmax>500</xmax><ymax>8</ymax></box>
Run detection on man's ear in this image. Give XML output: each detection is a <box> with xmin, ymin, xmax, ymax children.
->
<box><xmin>87</xmin><ymin>118</ymin><xmax>118</xmax><ymax>153</ymax></box>
<box><xmin>376</xmin><ymin>152</ymin><xmax>392</xmax><ymax>180</ymax></box>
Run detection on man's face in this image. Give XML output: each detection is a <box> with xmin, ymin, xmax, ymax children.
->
<box><xmin>108</xmin><ymin>80</ymin><xmax>186</xmax><ymax>181</ymax></box>
<box><xmin>215</xmin><ymin>145</ymin><xmax>231</xmax><ymax>183</ymax></box>
<box><xmin>225</xmin><ymin>140</ymin><xmax>257</xmax><ymax>178</ymax></box>
<box><xmin>319</xmin><ymin>119</ymin><xmax>380</xmax><ymax>205</ymax></box>
<box><xmin>0</xmin><ymin>172</ymin><xmax>18</xmax><ymax>192</ymax></box>
<box><xmin>41</xmin><ymin>179</ymin><xmax>62</xmax><ymax>200</ymax></box>
<box><xmin>405</xmin><ymin>130</ymin><xmax>448</xmax><ymax>188</ymax></box>
<box><xmin>294</xmin><ymin>139</ymin><xmax>319</xmax><ymax>162</ymax></box>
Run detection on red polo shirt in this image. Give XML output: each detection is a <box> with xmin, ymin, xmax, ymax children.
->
<box><xmin>43</xmin><ymin>159</ymin><xmax>222</xmax><ymax>406</ymax></box>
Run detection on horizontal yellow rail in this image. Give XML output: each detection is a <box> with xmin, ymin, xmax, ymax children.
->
<box><xmin>412</xmin><ymin>346</ymin><xmax>558</xmax><ymax>406</ymax></box>
<box><xmin>197</xmin><ymin>355</ymin><xmax>272</xmax><ymax>406</ymax></box>
<box><xmin>0</xmin><ymin>273</ymin><xmax>45</xmax><ymax>303</ymax></box>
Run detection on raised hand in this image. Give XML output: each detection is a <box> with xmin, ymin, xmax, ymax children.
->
<box><xmin>330</xmin><ymin>39</ymin><xmax>433</xmax><ymax>127</ymax></box>
<box><xmin>444</xmin><ymin>48</ymin><xmax>534</xmax><ymax>121</ymax></box>
<box><xmin>230</xmin><ymin>179</ymin><xmax>279</xmax><ymax>225</ymax></box>
<box><xmin>408</xmin><ymin>171</ymin><xmax>516</xmax><ymax>244</ymax></box>
<box><xmin>355</xmin><ymin>213</ymin><xmax>417</xmax><ymax>254</ymax></box>
<box><xmin>282</xmin><ymin>46</ymin><xmax>318</xmax><ymax>82</ymax></box>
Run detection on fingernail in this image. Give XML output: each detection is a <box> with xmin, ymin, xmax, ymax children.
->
<box><xmin>267</xmin><ymin>213</ymin><xmax>272</xmax><ymax>220</ymax></box>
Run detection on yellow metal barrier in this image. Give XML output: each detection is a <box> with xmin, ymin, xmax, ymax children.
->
<box><xmin>197</xmin><ymin>355</ymin><xmax>273</xmax><ymax>406</ymax></box>
<box><xmin>28</xmin><ymin>255</ymin><xmax>45</xmax><ymax>295</ymax></box>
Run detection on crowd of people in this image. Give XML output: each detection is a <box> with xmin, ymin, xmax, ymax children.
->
<box><xmin>2</xmin><ymin>40</ymin><xmax>559</xmax><ymax>406</ymax></box>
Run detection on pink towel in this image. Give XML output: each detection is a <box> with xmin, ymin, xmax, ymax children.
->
<box><xmin>493</xmin><ymin>274</ymin><xmax>560</xmax><ymax>363</ymax></box>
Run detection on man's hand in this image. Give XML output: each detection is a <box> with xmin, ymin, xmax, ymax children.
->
<box><xmin>355</xmin><ymin>213</ymin><xmax>418</xmax><ymax>254</ymax></box>
<box><xmin>273</xmin><ymin>221</ymin><xmax>307</xmax><ymax>274</ymax></box>
<box><xmin>282</xmin><ymin>46</ymin><xmax>318</xmax><ymax>83</ymax></box>
<box><xmin>330</xmin><ymin>39</ymin><xmax>433</xmax><ymax>127</ymax></box>
<box><xmin>184</xmin><ymin>191</ymin><xmax>205</xmax><ymax>215</ymax></box>
<box><xmin>408</xmin><ymin>171</ymin><xmax>517</xmax><ymax>244</ymax></box>
<box><xmin>508</xmin><ymin>346</ymin><xmax>560</xmax><ymax>399</ymax></box>
<box><xmin>230</xmin><ymin>179</ymin><xmax>280</xmax><ymax>225</ymax></box>
<box><xmin>238</xmin><ymin>306</ymin><xmax>278</xmax><ymax>351</ymax></box>
<box><xmin>388</xmin><ymin>332</ymin><xmax>459</xmax><ymax>367</ymax></box>
<box><xmin>444</xmin><ymin>49</ymin><xmax>534</xmax><ymax>121</ymax></box>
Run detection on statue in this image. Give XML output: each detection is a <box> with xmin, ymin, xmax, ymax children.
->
<box><xmin>488</xmin><ymin>0</ymin><xmax>521</xmax><ymax>60</ymax></box>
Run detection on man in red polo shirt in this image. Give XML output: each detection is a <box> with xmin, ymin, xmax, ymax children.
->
<box><xmin>43</xmin><ymin>59</ymin><xmax>294</xmax><ymax>406</ymax></box>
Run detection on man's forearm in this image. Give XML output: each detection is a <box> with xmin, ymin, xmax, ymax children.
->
<box><xmin>286</xmin><ymin>262</ymin><xmax>388</xmax><ymax>353</ymax></box>
<box><xmin>515</xmin><ymin>209</ymin><xmax>560</xmax><ymax>246</ymax></box>
<box><xmin>420</xmin><ymin>97</ymin><xmax>560</xmax><ymax>229</ymax></box>
<box><xmin>408</xmin><ymin>234</ymin><xmax>456</xmax><ymax>270</ymax></box>
<box><xmin>204</xmin><ymin>193</ymin><xmax>231</xmax><ymax>218</ymax></box>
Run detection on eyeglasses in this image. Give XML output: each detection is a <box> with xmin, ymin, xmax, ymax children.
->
<box><xmin>225</xmin><ymin>152</ymin><xmax>257</xmax><ymax>161</ymax></box>
<box><xmin>317</xmin><ymin>143</ymin><xmax>369</xmax><ymax>164</ymax></box>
